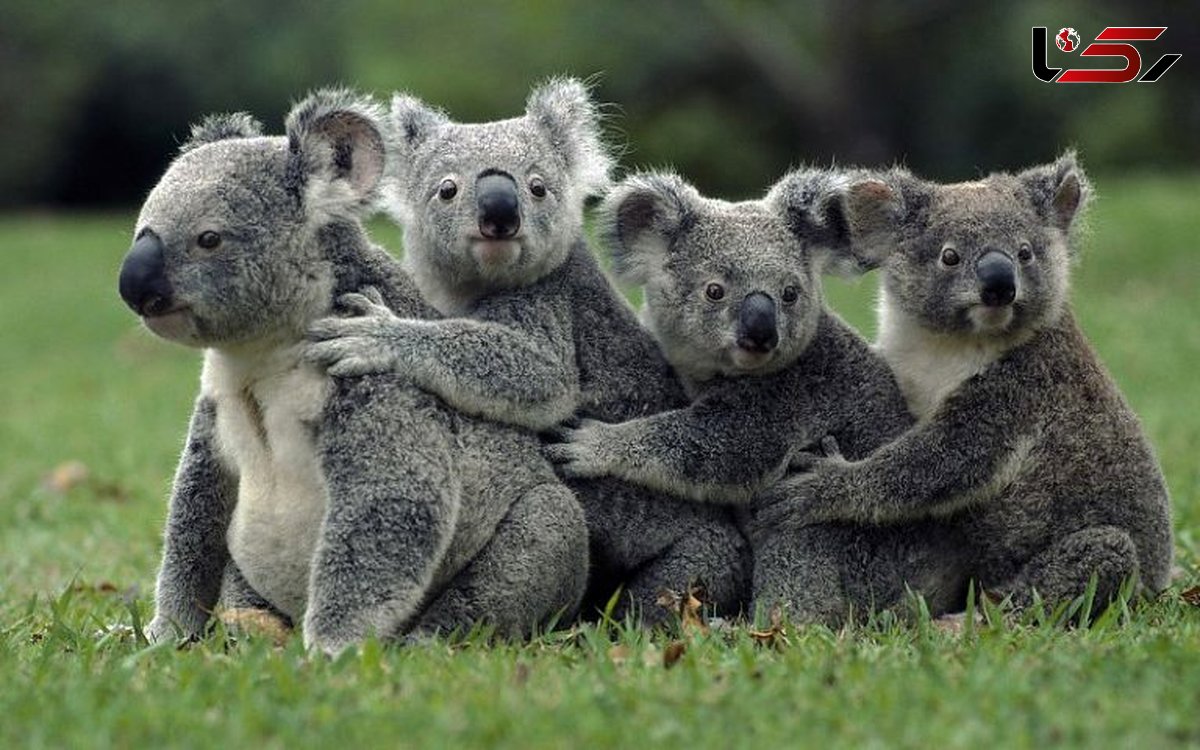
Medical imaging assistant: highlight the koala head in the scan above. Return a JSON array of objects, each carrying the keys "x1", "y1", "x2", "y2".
[
  {"x1": 599, "y1": 169, "x2": 871, "y2": 382},
  {"x1": 118, "y1": 90, "x2": 387, "y2": 348},
  {"x1": 861, "y1": 152, "x2": 1089, "y2": 339},
  {"x1": 383, "y1": 78, "x2": 613, "y2": 308}
]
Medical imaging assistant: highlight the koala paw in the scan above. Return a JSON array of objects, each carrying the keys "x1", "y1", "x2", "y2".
[
  {"x1": 788, "y1": 435, "x2": 847, "y2": 473},
  {"x1": 544, "y1": 419, "x2": 617, "y2": 478},
  {"x1": 749, "y1": 474, "x2": 824, "y2": 536}
]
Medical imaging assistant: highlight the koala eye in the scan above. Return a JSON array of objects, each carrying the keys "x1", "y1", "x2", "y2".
[
  {"x1": 940, "y1": 246, "x2": 961, "y2": 267},
  {"x1": 704, "y1": 283, "x2": 726, "y2": 302},
  {"x1": 197, "y1": 231, "x2": 222, "y2": 250},
  {"x1": 438, "y1": 178, "x2": 458, "y2": 201},
  {"x1": 529, "y1": 175, "x2": 548, "y2": 199},
  {"x1": 781, "y1": 286, "x2": 799, "y2": 305},
  {"x1": 1017, "y1": 242, "x2": 1034, "y2": 264}
]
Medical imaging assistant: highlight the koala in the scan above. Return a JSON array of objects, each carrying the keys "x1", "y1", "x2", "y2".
[
  {"x1": 305, "y1": 79, "x2": 750, "y2": 623},
  {"x1": 548, "y1": 170, "x2": 970, "y2": 623},
  {"x1": 754, "y1": 153, "x2": 1174, "y2": 613},
  {"x1": 117, "y1": 90, "x2": 588, "y2": 655}
]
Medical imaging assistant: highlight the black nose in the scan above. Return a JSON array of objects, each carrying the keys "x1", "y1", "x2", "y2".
[
  {"x1": 119, "y1": 230, "x2": 174, "y2": 316},
  {"x1": 976, "y1": 250, "x2": 1016, "y2": 307},
  {"x1": 736, "y1": 292, "x2": 778, "y2": 353},
  {"x1": 477, "y1": 172, "x2": 521, "y2": 239}
]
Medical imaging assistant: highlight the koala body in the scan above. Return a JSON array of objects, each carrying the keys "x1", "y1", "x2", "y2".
[
  {"x1": 757, "y1": 154, "x2": 1174, "y2": 611},
  {"x1": 119, "y1": 92, "x2": 587, "y2": 654},
  {"x1": 306, "y1": 80, "x2": 749, "y2": 622},
  {"x1": 551, "y1": 170, "x2": 969, "y2": 623}
]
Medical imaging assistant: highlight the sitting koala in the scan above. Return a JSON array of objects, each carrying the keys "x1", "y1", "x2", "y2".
[
  {"x1": 117, "y1": 90, "x2": 588, "y2": 654},
  {"x1": 755, "y1": 153, "x2": 1174, "y2": 612},
  {"x1": 549, "y1": 170, "x2": 970, "y2": 623},
  {"x1": 305, "y1": 79, "x2": 749, "y2": 622}
]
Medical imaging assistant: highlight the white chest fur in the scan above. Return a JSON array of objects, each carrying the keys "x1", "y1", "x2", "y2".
[
  {"x1": 202, "y1": 345, "x2": 332, "y2": 620},
  {"x1": 876, "y1": 290, "x2": 1016, "y2": 422}
]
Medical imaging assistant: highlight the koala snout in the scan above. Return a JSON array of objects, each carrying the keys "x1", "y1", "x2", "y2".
[
  {"x1": 119, "y1": 231, "x2": 175, "y2": 317},
  {"x1": 976, "y1": 250, "x2": 1016, "y2": 307},
  {"x1": 476, "y1": 172, "x2": 521, "y2": 240},
  {"x1": 736, "y1": 292, "x2": 779, "y2": 353}
]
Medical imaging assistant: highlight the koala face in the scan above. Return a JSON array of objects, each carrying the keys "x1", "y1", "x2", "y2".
[
  {"x1": 118, "y1": 92, "x2": 387, "y2": 347},
  {"x1": 384, "y1": 79, "x2": 612, "y2": 306},
  {"x1": 874, "y1": 154, "x2": 1086, "y2": 338},
  {"x1": 600, "y1": 170, "x2": 867, "y2": 382},
  {"x1": 124, "y1": 139, "x2": 308, "y2": 346}
]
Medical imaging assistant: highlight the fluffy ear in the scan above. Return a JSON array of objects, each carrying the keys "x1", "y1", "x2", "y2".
[
  {"x1": 285, "y1": 88, "x2": 387, "y2": 215},
  {"x1": 768, "y1": 169, "x2": 903, "y2": 276},
  {"x1": 525, "y1": 77, "x2": 613, "y2": 197},
  {"x1": 388, "y1": 92, "x2": 449, "y2": 162},
  {"x1": 179, "y1": 112, "x2": 263, "y2": 153},
  {"x1": 598, "y1": 171, "x2": 698, "y2": 286},
  {"x1": 1019, "y1": 150, "x2": 1091, "y2": 232}
]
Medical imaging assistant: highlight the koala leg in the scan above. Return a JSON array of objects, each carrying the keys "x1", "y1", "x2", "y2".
[
  {"x1": 752, "y1": 525, "x2": 853, "y2": 627},
  {"x1": 996, "y1": 525, "x2": 1139, "y2": 615},
  {"x1": 753, "y1": 521, "x2": 971, "y2": 627},
  {"x1": 411, "y1": 483, "x2": 589, "y2": 639},
  {"x1": 618, "y1": 518, "x2": 752, "y2": 627}
]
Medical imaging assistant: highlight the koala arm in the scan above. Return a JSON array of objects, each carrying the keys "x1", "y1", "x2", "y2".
[
  {"x1": 547, "y1": 387, "x2": 797, "y2": 504},
  {"x1": 757, "y1": 359, "x2": 1037, "y2": 528},
  {"x1": 146, "y1": 397, "x2": 236, "y2": 642},
  {"x1": 306, "y1": 291, "x2": 579, "y2": 431}
]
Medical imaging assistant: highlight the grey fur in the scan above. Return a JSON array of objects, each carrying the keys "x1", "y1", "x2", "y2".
[
  {"x1": 305, "y1": 80, "x2": 749, "y2": 623},
  {"x1": 129, "y1": 89, "x2": 587, "y2": 654},
  {"x1": 754, "y1": 153, "x2": 1174, "y2": 613},
  {"x1": 552, "y1": 169, "x2": 966, "y2": 624}
]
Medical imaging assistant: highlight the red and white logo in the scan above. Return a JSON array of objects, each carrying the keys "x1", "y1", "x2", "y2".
[
  {"x1": 1033, "y1": 26, "x2": 1181, "y2": 83},
  {"x1": 1056, "y1": 28, "x2": 1081, "y2": 52}
]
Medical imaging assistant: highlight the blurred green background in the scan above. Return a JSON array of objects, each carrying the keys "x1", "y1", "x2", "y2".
[{"x1": 2, "y1": 0, "x2": 1196, "y2": 207}]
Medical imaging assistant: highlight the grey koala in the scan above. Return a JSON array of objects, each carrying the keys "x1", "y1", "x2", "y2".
[
  {"x1": 754, "y1": 153, "x2": 1174, "y2": 613},
  {"x1": 549, "y1": 170, "x2": 970, "y2": 623},
  {"x1": 305, "y1": 79, "x2": 750, "y2": 622},
  {"x1": 118, "y1": 90, "x2": 587, "y2": 655}
]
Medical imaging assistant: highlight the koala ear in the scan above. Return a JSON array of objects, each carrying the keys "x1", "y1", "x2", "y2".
[
  {"x1": 1019, "y1": 151, "x2": 1091, "y2": 232},
  {"x1": 285, "y1": 88, "x2": 387, "y2": 215},
  {"x1": 525, "y1": 77, "x2": 613, "y2": 197},
  {"x1": 599, "y1": 171, "x2": 698, "y2": 286},
  {"x1": 388, "y1": 92, "x2": 449, "y2": 159},
  {"x1": 180, "y1": 112, "x2": 263, "y2": 153},
  {"x1": 769, "y1": 170, "x2": 902, "y2": 276}
]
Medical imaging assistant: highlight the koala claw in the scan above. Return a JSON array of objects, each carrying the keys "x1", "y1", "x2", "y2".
[
  {"x1": 788, "y1": 435, "x2": 847, "y2": 473},
  {"x1": 751, "y1": 474, "x2": 824, "y2": 534},
  {"x1": 336, "y1": 286, "x2": 392, "y2": 318},
  {"x1": 544, "y1": 419, "x2": 614, "y2": 478}
]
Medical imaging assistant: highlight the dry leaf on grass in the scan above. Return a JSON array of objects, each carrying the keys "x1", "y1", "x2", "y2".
[
  {"x1": 656, "y1": 583, "x2": 710, "y2": 635},
  {"x1": 932, "y1": 611, "x2": 985, "y2": 635},
  {"x1": 41, "y1": 461, "x2": 130, "y2": 502},
  {"x1": 663, "y1": 640, "x2": 687, "y2": 668},
  {"x1": 42, "y1": 461, "x2": 90, "y2": 493},
  {"x1": 748, "y1": 605, "x2": 790, "y2": 651},
  {"x1": 218, "y1": 607, "x2": 292, "y2": 646},
  {"x1": 607, "y1": 643, "x2": 631, "y2": 666},
  {"x1": 1180, "y1": 585, "x2": 1200, "y2": 607}
]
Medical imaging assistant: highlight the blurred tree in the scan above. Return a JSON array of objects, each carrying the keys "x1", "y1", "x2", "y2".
[{"x1": 0, "y1": 0, "x2": 1195, "y2": 207}]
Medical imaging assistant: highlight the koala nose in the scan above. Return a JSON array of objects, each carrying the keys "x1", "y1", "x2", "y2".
[
  {"x1": 976, "y1": 250, "x2": 1016, "y2": 307},
  {"x1": 118, "y1": 230, "x2": 174, "y2": 316},
  {"x1": 736, "y1": 292, "x2": 779, "y2": 353},
  {"x1": 476, "y1": 172, "x2": 521, "y2": 239}
]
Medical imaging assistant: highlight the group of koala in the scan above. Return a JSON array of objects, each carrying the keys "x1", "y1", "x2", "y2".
[{"x1": 116, "y1": 78, "x2": 1173, "y2": 655}]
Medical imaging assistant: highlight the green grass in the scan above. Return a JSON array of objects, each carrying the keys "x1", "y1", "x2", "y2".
[{"x1": 1, "y1": 176, "x2": 1199, "y2": 748}]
